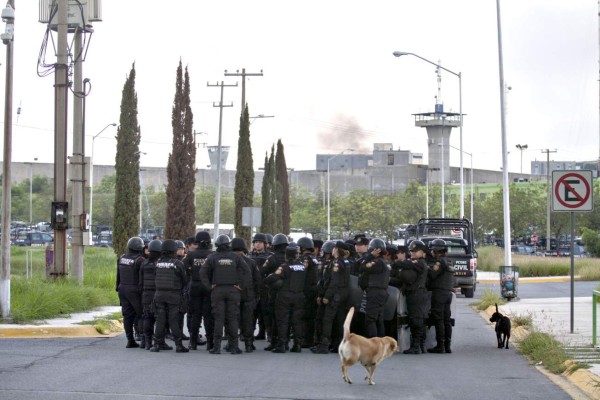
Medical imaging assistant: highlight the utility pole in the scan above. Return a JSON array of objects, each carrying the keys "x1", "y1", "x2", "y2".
[
  {"x1": 0, "y1": 0, "x2": 15, "y2": 319},
  {"x1": 224, "y1": 68, "x2": 263, "y2": 111},
  {"x1": 207, "y1": 81, "x2": 237, "y2": 237},
  {"x1": 52, "y1": 0, "x2": 69, "y2": 278},
  {"x1": 542, "y1": 149, "x2": 557, "y2": 251}
]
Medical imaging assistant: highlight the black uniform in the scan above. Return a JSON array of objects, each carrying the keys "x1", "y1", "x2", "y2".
[
  {"x1": 153, "y1": 254, "x2": 188, "y2": 348},
  {"x1": 358, "y1": 255, "x2": 391, "y2": 338},
  {"x1": 267, "y1": 256, "x2": 307, "y2": 352},
  {"x1": 250, "y1": 249, "x2": 271, "y2": 339},
  {"x1": 320, "y1": 257, "x2": 351, "y2": 349},
  {"x1": 139, "y1": 251, "x2": 159, "y2": 349},
  {"x1": 427, "y1": 255, "x2": 454, "y2": 352},
  {"x1": 201, "y1": 249, "x2": 250, "y2": 353},
  {"x1": 313, "y1": 254, "x2": 333, "y2": 348},
  {"x1": 301, "y1": 252, "x2": 320, "y2": 347},
  {"x1": 116, "y1": 252, "x2": 144, "y2": 346},
  {"x1": 401, "y1": 258, "x2": 429, "y2": 352},
  {"x1": 183, "y1": 246, "x2": 214, "y2": 349},
  {"x1": 239, "y1": 254, "x2": 260, "y2": 351},
  {"x1": 260, "y1": 247, "x2": 287, "y2": 348}
]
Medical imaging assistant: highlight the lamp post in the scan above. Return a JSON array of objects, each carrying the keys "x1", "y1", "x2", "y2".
[
  {"x1": 327, "y1": 149, "x2": 353, "y2": 240},
  {"x1": 393, "y1": 51, "x2": 464, "y2": 218},
  {"x1": 250, "y1": 114, "x2": 274, "y2": 124},
  {"x1": 28, "y1": 157, "x2": 38, "y2": 225},
  {"x1": 516, "y1": 144, "x2": 528, "y2": 175},
  {"x1": 89, "y1": 123, "x2": 116, "y2": 234}
]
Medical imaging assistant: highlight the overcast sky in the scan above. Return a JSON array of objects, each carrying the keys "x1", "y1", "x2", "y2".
[{"x1": 2, "y1": 0, "x2": 599, "y2": 174}]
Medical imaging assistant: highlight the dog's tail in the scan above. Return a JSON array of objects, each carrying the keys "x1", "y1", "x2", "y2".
[
  {"x1": 343, "y1": 307, "x2": 355, "y2": 340},
  {"x1": 495, "y1": 303, "x2": 499, "y2": 313}
]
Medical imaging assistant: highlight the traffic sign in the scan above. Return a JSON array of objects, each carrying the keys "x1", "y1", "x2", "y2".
[{"x1": 552, "y1": 170, "x2": 593, "y2": 212}]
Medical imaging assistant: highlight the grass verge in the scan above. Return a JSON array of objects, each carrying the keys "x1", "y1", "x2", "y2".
[
  {"x1": 470, "y1": 289, "x2": 504, "y2": 311},
  {"x1": 518, "y1": 331, "x2": 570, "y2": 374},
  {"x1": 79, "y1": 312, "x2": 123, "y2": 334}
]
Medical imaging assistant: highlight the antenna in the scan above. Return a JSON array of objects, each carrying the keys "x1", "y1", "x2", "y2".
[{"x1": 435, "y1": 60, "x2": 442, "y2": 106}]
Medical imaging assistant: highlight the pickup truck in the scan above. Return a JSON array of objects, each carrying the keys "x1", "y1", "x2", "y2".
[{"x1": 412, "y1": 217, "x2": 478, "y2": 298}]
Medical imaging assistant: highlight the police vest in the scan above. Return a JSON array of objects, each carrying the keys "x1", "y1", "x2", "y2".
[
  {"x1": 285, "y1": 261, "x2": 306, "y2": 292},
  {"x1": 428, "y1": 258, "x2": 455, "y2": 291},
  {"x1": 365, "y1": 258, "x2": 390, "y2": 289},
  {"x1": 190, "y1": 249, "x2": 212, "y2": 281},
  {"x1": 154, "y1": 257, "x2": 183, "y2": 291},
  {"x1": 141, "y1": 258, "x2": 157, "y2": 292},
  {"x1": 118, "y1": 254, "x2": 139, "y2": 286},
  {"x1": 210, "y1": 253, "x2": 239, "y2": 285},
  {"x1": 331, "y1": 258, "x2": 351, "y2": 289}
]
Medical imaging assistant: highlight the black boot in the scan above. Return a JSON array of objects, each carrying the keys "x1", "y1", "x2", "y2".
[
  {"x1": 444, "y1": 340, "x2": 452, "y2": 354},
  {"x1": 158, "y1": 341, "x2": 173, "y2": 350},
  {"x1": 290, "y1": 343, "x2": 302, "y2": 353},
  {"x1": 245, "y1": 340, "x2": 254, "y2": 353},
  {"x1": 139, "y1": 335, "x2": 146, "y2": 349},
  {"x1": 144, "y1": 335, "x2": 153, "y2": 350},
  {"x1": 176, "y1": 343, "x2": 190, "y2": 353},
  {"x1": 272, "y1": 341, "x2": 287, "y2": 353},
  {"x1": 264, "y1": 341, "x2": 276, "y2": 351},
  {"x1": 189, "y1": 337, "x2": 197, "y2": 350},
  {"x1": 427, "y1": 342, "x2": 445, "y2": 353},
  {"x1": 206, "y1": 337, "x2": 214, "y2": 352},
  {"x1": 150, "y1": 344, "x2": 160, "y2": 352},
  {"x1": 229, "y1": 340, "x2": 243, "y2": 355},
  {"x1": 209, "y1": 339, "x2": 221, "y2": 354},
  {"x1": 311, "y1": 339, "x2": 329, "y2": 354},
  {"x1": 126, "y1": 339, "x2": 140, "y2": 348}
]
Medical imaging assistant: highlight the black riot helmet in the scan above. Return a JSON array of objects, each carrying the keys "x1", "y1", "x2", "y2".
[
  {"x1": 297, "y1": 237, "x2": 314, "y2": 250},
  {"x1": 127, "y1": 236, "x2": 145, "y2": 252},
  {"x1": 252, "y1": 233, "x2": 267, "y2": 243},
  {"x1": 175, "y1": 240, "x2": 185, "y2": 249},
  {"x1": 148, "y1": 239, "x2": 162, "y2": 253},
  {"x1": 272, "y1": 233, "x2": 289, "y2": 247},
  {"x1": 231, "y1": 237, "x2": 247, "y2": 252},
  {"x1": 195, "y1": 231, "x2": 211, "y2": 244},
  {"x1": 409, "y1": 240, "x2": 428, "y2": 253},
  {"x1": 321, "y1": 240, "x2": 336, "y2": 254},
  {"x1": 286, "y1": 242, "x2": 299, "y2": 259},
  {"x1": 429, "y1": 238, "x2": 448, "y2": 253},
  {"x1": 215, "y1": 234, "x2": 231, "y2": 247},
  {"x1": 367, "y1": 238, "x2": 386, "y2": 253},
  {"x1": 161, "y1": 239, "x2": 178, "y2": 254},
  {"x1": 265, "y1": 234, "x2": 274, "y2": 245}
]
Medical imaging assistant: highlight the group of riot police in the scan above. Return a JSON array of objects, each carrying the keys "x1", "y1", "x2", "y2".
[{"x1": 116, "y1": 231, "x2": 455, "y2": 355}]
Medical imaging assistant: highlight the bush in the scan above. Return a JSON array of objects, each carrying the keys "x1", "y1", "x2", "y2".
[
  {"x1": 582, "y1": 228, "x2": 600, "y2": 257},
  {"x1": 518, "y1": 331, "x2": 569, "y2": 374}
]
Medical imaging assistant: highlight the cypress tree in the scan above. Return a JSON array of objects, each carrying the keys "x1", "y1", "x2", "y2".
[
  {"x1": 113, "y1": 64, "x2": 141, "y2": 256},
  {"x1": 260, "y1": 152, "x2": 273, "y2": 233},
  {"x1": 275, "y1": 139, "x2": 290, "y2": 234},
  {"x1": 165, "y1": 61, "x2": 196, "y2": 240},
  {"x1": 234, "y1": 105, "x2": 254, "y2": 244},
  {"x1": 269, "y1": 145, "x2": 280, "y2": 233}
]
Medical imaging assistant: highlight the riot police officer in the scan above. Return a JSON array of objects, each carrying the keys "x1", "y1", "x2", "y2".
[
  {"x1": 201, "y1": 235, "x2": 250, "y2": 355},
  {"x1": 139, "y1": 239, "x2": 162, "y2": 350},
  {"x1": 151, "y1": 239, "x2": 189, "y2": 353},
  {"x1": 184, "y1": 231, "x2": 214, "y2": 350},
  {"x1": 116, "y1": 236, "x2": 145, "y2": 348},
  {"x1": 313, "y1": 241, "x2": 351, "y2": 353},
  {"x1": 266, "y1": 242, "x2": 306, "y2": 353},
  {"x1": 260, "y1": 233, "x2": 288, "y2": 350},
  {"x1": 358, "y1": 238, "x2": 390, "y2": 338},
  {"x1": 250, "y1": 233, "x2": 271, "y2": 341},
  {"x1": 426, "y1": 239, "x2": 454, "y2": 354},
  {"x1": 312, "y1": 239, "x2": 335, "y2": 351},
  {"x1": 401, "y1": 240, "x2": 430, "y2": 355},
  {"x1": 298, "y1": 236, "x2": 320, "y2": 348}
]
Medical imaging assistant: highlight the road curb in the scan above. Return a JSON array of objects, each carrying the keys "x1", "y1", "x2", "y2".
[
  {"x1": 479, "y1": 277, "x2": 572, "y2": 284},
  {"x1": 0, "y1": 325, "x2": 121, "y2": 339}
]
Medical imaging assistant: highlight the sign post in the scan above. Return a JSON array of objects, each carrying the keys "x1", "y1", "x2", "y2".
[{"x1": 552, "y1": 170, "x2": 594, "y2": 333}]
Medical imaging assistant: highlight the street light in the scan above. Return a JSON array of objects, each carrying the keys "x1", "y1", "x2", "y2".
[
  {"x1": 89, "y1": 123, "x2": 116, "y2": 235},
  {"x1": 249, "y1": 114, "x2": 274, "y2": 124},
  {"x1": 516, "y1": 144, "x2": 528, "y2": 175},
  {"x1": 393, "y1": 51, "x2": 464, "y2": 218},
  {"x1": 327, "y1": 149, "x2": 353, "y2": 240}
]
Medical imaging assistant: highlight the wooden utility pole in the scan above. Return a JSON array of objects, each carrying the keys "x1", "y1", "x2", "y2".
[{"x1": 224, "y1": 68, "x2": 263, "y2": 111}]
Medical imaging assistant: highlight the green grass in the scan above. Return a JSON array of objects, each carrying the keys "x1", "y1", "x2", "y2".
[
  {"x1": 7, "y1": 246, "x2": 119, "y2": 323},
  {"x1": 477, "y1": 246, "x2": 600, "y2": 279},
  {"x1": 470, "y1": 289, "x2": 504, "y2": 311},
  {"x1": 518, "y1": 331, "x2": 570, "y2": 374},
  {"x1": 510, "y1": 312, "x2": 533, "y2": 329}
]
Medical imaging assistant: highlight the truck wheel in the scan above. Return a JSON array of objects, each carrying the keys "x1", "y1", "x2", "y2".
[{"x1": 464, "y1": 287, "x2": 474, "y2": 298}]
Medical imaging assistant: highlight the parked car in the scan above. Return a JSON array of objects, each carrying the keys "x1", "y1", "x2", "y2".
[
  {"x1": 95, "y1": 233, "x2": 113, "y2": 248},
  {"x1": 13, "y1": 231, "x2": 53, "y2": 247},
  {"x1": 511, "y1": 245, "x2": 535, "y2": 255}
]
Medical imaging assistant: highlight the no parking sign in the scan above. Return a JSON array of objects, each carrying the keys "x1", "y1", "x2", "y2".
[{"x1": 552, "y1": 170, "x2": 593, "y2": 212}]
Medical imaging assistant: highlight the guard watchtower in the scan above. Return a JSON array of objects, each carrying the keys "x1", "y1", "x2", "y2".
[{"x1": 414, "y1": 104, "x2": 460, "y2": 184}]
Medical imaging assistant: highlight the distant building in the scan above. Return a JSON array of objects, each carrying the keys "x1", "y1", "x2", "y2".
[
  {"x1": 530, "y1": 160, "x2": 598, "y2": 177},
  {"x1": 316, "y1": 143, "x2": 423, "y2": 172}
]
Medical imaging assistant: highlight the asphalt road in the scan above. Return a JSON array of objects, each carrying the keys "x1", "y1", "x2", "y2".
[
  {"x1": 0, "y1": 296, "x2": 576, "y2": 400},
  {"x1": 476, "y1": 279, "x2": 599, "y2": 299}
]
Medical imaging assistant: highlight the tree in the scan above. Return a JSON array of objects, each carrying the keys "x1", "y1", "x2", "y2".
[
  {"x1": 113, "y1": 64, "x2": 141, "y2": 256},
  {"x1": 165, "y1": 61, "x2": 196, "y2": 240},
  {"x1": 275, "y1": 139, "x2": 290, "y2": 234},
  {"x1": 260, "y1": 152, "x2": 273, "y2": 233},
  {"x1": 234, "y1": 105, "x2": 254, "y2": 244},
  {"x1": 262, "y1": 147, "x2": 277, "y2": 234}
]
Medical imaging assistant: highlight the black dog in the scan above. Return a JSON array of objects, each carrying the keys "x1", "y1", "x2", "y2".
[{"x1": 489, "y1": 304, "x2": 511, "y2": 349}]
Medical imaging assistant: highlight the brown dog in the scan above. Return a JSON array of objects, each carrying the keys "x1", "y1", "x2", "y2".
[{"x1": 338, "y1": 307, "x2": 398, "y2": 385}]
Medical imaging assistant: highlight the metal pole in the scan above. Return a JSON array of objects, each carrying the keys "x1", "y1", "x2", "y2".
[
  {"x1": 496, "y1": 0, "x2": 512, "y2": 267},
  {"x1": 470, "y1": 154, "x2": 474, "y2": 225},
  {"x1": 29, "y1": 162, "x2": 32, "y2": 224},
  {"x1": 327, "y1": 158, "x2": 331, "y2": 240},
  {"x1": 570, "y1": 211, "x2": 575, "y2": 334},
  {"x1": 458, "y1": 72, "x2": 464, "y2": 218},
  {"x1": 0, "y1": 0, "x2": 15, "y2": 318},
  {"x1": 89, "y1": 123, "x2": 116, "y2": 235}
]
